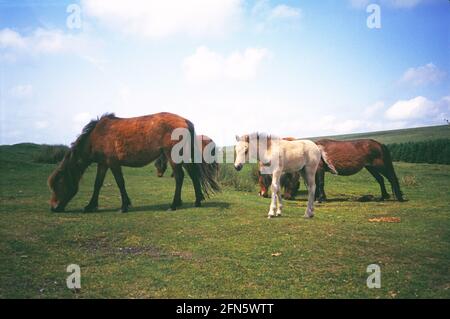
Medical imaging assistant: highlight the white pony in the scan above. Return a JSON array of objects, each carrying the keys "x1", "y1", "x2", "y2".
[{"x1": 234, "y1": 133, "x2": 322, "y2": 218}]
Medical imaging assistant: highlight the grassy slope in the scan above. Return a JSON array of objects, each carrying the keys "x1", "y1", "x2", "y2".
[
  {"x1": 0, "y1": 143, "x2": 449, "y2": 298},
  {"x1": 306, "y1": 125, "x2": 450, "y2": 144}
]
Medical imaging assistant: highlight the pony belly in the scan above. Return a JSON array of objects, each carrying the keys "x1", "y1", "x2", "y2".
[
  {"x1": 283, "y1": 162, "x2": 305, "y2": 173},
  {"x1": 333, "y1": 165, "x2": 363, "y2": 176},
  {"x1": 116, "y1": 150, "x2": 162, "y2": 167}
]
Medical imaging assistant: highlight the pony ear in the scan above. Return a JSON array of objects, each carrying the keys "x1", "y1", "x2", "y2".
[{"x1": 235, "y1": 135, "x2": 240, "y2": 142}]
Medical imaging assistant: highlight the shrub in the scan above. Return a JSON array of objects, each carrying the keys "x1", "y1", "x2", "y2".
[
  {"x1": 33, "y1": 145, "x2": 69, "y2": 164},
  {"x1": 387, "y1": 139, "x2": 450, "y2": 165},
  {"x1": 217, "y1": 163, "x2": 258, "y2": 192}
]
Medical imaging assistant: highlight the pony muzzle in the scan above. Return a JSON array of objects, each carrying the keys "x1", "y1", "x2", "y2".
[
  {"x1": 50, "y1": 202, "x2": 65, "y2": 212},
  {"x1": 234, "y1": 164, "x2": 243, "y2": 171}
]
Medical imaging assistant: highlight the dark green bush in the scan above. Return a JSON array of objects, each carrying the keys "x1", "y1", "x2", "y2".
[
  {"x1": 387, "y1": 139, "x2": 450, "y2": 165},
  {"x1": 217, "y1": 163, "x2": 258, "y2": 192},
  {"x1": 33, "y1": 145, "x2": 69, "y2": 164}
]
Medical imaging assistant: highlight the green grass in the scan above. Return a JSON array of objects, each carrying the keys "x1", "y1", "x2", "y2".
[{"x1": 0, "y1": 142, "x2": 449, "y2": 299}]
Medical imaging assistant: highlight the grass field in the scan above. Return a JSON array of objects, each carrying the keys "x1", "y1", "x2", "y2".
[{"x1": 1, "y1": 127, "x2": 449, "y2": 298}]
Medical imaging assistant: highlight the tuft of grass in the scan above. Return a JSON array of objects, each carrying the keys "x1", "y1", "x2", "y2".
[{"x1": 32, "y1": 145, "x2": 69, "y2": 164}]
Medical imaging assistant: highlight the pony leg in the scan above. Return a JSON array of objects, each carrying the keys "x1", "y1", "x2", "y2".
[
  {"x1": 84, "y1": 163, "x2": 108, "y2": 212},
  {"x1": 315, "y1": 164, "x2": 327, "y2": 202},
  {"x1": 379, "y1": 166, "x2": 404, "y2": 202},
  {"x1": 184, "y1": 163, "x2": 204, "y2": 207},
  {"x1": 110, "y1": 165, "x2": 132, "y2": 213},
  {"x1": 365, "y1": 166, "x2": 389, "y2": 200},
  {"x1": 268, "y1": 171, "x2": 282, "y2": 218},
  {"x1": 276, "y1": 190, "x2": 283, "y2": 217},
  {"x1": 304, "y1": 168, "x2": 317, "y2": 218},
  {"x1": 170, "y1": 163, "x2": 184, "y2": 210}
]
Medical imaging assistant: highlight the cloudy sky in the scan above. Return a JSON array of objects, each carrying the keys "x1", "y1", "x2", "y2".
[{"x1": 0, "y1": 0, "x2": 449, "y2": 146}]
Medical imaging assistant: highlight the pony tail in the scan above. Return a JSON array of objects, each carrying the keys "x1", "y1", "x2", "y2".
[
  {"x1": 186, "y1": 121, "x2": 221, "y2": 198},
  {"x1": 317, "y1": 145, "x2": 338, "y2": 175}
]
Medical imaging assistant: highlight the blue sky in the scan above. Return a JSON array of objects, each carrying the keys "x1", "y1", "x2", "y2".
[{"x1": 1, "y1": 0, "x2": 449, "y2": 146}]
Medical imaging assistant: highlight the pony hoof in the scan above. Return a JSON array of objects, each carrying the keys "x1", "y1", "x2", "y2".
[
  {"x1": 275, "y1": 211, "x2": 282, "y2": 217},
  {"x1": 83, "y1": 206, "x2": 98, "y2": 213},
  {"x1": 303, "y1": 214, "x2": 314, "y2": 219},
  {"x1": 120, "y1": 207, "x2": 129, "y2": 213},
  {"x1": 194, "y1": 201, "x2": 201, "y2": 207},
  {"x1": 168, "y1": 206, "x2": 176, "y2": 211}
]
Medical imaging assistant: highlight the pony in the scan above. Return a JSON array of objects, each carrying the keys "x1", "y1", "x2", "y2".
[
  {"x1": 257, "y1": 170, "x2": 301, "y2": 200},
  {"x1": 47, "y1": 112, "x2": 220, "y2": 212},
  {"x1": 234, "y1": 133, "x2": 322, "y2": 218},
  {"x1": 256, "y1": 137, "x2": 300, "y2": 200},
  {"x1": 314, "y1": 139, "x2": 404, "y2": 202},
  {"x1": 155, "y1": 135, "x2": 218, "y2": 178}
]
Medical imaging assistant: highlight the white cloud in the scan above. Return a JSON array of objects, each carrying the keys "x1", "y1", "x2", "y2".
[
  {"x1": 183, "y1": 46, "x2": 269, "y2": 82},
  {"x1": 269, "y1": 5, "x2": 301, "y2": 20},
  {"x1": 82, "y1": 0, "x2": 242, "y2": 38},
  {"x1": 0, "y1": 28, "x2": 26, "y2": 49},
  {"x1": 0, "y1": 28, "x2": 93, "y2": 58},
  {"x1": 363, "y1": 101, "x2": 385, "y2": 118},
  {"x1": 10, "y1": 84, "x2": 33, "y2": 99},
  {"x1": 400, "y1": 63, "x2": 446, "y2": 86},
  {"x1": 252, "y1": 1, "x2": 302, "y2": 31},
  {"x1": 314, "y1": 115, "x2": 365, "y2": 134},
  {"x1": 385, "y1": 96, "x2": 437, "y2": 120}
]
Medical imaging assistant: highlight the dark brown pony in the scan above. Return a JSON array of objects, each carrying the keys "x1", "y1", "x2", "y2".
[
  {"x1": 314, "y1": 139, "x2": 404, "y2": 202},
  {"x1": 257, "y1": 171, "x2": 301, "y2": 200},
  {"x1": 47, "y1": 112, "x2": 220, "y2": 212},
  {"x1": 155, "y1": 135, "x2": 218, "y2": 178},
  {"x1": 256, "y1": 137, "x2": 300, "y2": 200}
]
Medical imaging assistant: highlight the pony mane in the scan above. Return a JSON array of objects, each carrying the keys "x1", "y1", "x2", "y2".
[
  {"x1": 70, "y1": 113, "x2": 116, "y2": 151},
  {"x1": 49, "y1": 113, "x2": 116, "y2": 192}
]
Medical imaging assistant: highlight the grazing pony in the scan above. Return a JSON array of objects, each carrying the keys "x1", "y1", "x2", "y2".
[
  {"x1": 155, "y1": 135, "x2": 218, "y2": 179},
  {"x1": 314, "y1": 139, "x2": 404, "y2": 202},
  {"x1": 47, "y1": 112, "x2": 220, "y2": 212},
  {"x1": 257, "y1": 170, "x2": 301, "y2": 200},
  {"x1": 234, "y1": 133, "x2": 322, "y2": 218}
]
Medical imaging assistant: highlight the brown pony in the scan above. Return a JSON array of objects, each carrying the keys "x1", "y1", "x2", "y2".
[
  {"x1": 315, "y1": 139, "x2": 404, "y2": 202},
  {"x1": 47, "y1": 112, "x2": 220, "y2": 212},
  {"x1": 256, "y1": 137, "x2": 300, "y2": 199},
  {"x1": 257, "y1": 171, "x2": 301, "y2": 200},
  {"x1": 155, "y1": 135, "x2": 218, "y2": 178}
]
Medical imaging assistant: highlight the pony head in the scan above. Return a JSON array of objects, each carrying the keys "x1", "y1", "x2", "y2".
[
  {"x1": 234, "y1": 135, "x2": 250, "y2": 171},
  {"x1": 47, "y1": 152, "x2": 80, "y2": 212},
  {"x1": 154, "y1": 154, "x2": 168, "y2": 177}
]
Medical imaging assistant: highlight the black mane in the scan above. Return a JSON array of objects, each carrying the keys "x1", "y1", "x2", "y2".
[{"x1": 70, "y1": 113, "x2": 116, "y2": 151}]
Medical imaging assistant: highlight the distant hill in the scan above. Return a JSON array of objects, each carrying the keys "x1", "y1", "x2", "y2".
[
  {"x1": 307, "y1": 125, "x2": 450, "y2": 144},
  {"x1": 1, "y1": 125, "x2": 449, "y2": 164}
]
